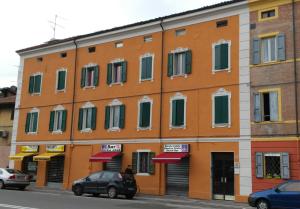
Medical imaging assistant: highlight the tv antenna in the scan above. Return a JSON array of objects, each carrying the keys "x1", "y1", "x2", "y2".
[{"x1": 49, "y1": 14, "x2": 65, "y2": 40}]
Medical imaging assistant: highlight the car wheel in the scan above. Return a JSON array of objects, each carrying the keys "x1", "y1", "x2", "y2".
[
  {"x1": 92, "y1": 193, "x2": 100, "y2": 197},
  {"x1": 73, "y1": 185, "x2": 83, "y2": 196},
  {"x1": 107, "y1": 187, "x2": 117, "y2": 199},
  {"x1": 256, "y1": 199, "x2": 269, "y2": 209},
  {"x1": 125, "y1": 194, "x2": 134, "y2": 199},
  {"x1": 0, "y1": 180, "x2": 5, "y2": 189}
]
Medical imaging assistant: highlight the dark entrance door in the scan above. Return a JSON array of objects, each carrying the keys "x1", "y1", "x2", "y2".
[
  {"x1": 22, "y1": 156, "x2": 37, "y2": 181},
  {"x1": 104, "y1": 156, "x2": 122, "y2": 172},
  {"x1": 212, "y1": 152, "x2": 234, "y2": 200},
  {"x1": 47, "y1": 156, "x2": 65, "y2": 187}
]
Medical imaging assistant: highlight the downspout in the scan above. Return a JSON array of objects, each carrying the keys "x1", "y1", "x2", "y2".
[
  {"x1": 158, "y1": 18, "x2": 165, "y2": 195},
  {"x1": 67, "y1": 39, "x2": 78, "y2": 187},
  {"x1": 292, "y1": 0, "x2": 300, "y2": 166}
]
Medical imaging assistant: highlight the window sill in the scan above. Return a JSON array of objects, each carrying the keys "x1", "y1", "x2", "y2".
[
  {"x1": 83, "y1": 86, "x2": 96, "y2": 90},
  {"x1": 253, "y1": 121, "x2": 281, "y2": 124},
  {"x1": 109, "y1": 82, "x2": 123, "y2": 87},
  {"x1": 108, "y1": 127, "x2": 121, "y2": 132},
  {"x1": 169, "y1": 125, "x2": 186, "y2": 130},
  {"x1": 212, "y1": 68, "x2": 231, "y2": 74},
  {"x1": 212, "y1": 123, "x2": 231, "y2": 128},
  {"x1": 139, "y1": 78, "x2": 154, "y2": 83},
  {"x1": 251, "y1": 60, "x2": 287, "y2": 68},
  {"x1": 26, "y1": 132, "x2": 37, "y2": 135},
  {"x1": 55, "y1": 89, "x2": 66, "y2": 93},
  {"x1": 80, "y1": 128, "x2": 92, "y2": 133},
  {"x1": 30, "y1": 93, "x2": 41, "y2": 96},
  {"x1": 137, "y1": 127, "x2": 151, "y2": 131},
  {"x1": 51, "y1": 130, "x2": 63, "y2": 135},
  {"x1": 136, "y1": 173, "x2": 151, "y2": 176},
  {"x1": 170, "y1": 74, "x2": 188, "y2": 80}
]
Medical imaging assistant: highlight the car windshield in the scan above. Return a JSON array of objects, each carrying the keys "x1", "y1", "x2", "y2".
[{"x1": 5, "y1": 169, "x2": 23, "y2": 174}]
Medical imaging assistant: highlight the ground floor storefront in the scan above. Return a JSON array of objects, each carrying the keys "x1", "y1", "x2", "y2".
[
  {"x1": 251, "y1": 137, "x2": 300, "y2": 192},
  {"x1": 12, "y1": 140, "x2": 251, "y2": 202}
]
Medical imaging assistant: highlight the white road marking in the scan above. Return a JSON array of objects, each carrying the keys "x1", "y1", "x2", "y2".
[{"x1": 0, "y1": 204, "x2": 39, "y2": 209}]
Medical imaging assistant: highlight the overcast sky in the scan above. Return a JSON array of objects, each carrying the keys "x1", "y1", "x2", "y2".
[{"x1": 0, "y1": 0, "x2": 224, "y2": 88}]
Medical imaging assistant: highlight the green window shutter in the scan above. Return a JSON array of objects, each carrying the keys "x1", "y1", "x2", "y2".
[
  {"x1": 171, "y1": 100, "x2": 177, "y2": 126},
  {"x1": 119, "y1": 105, "x2": 125, "y2": 129},
  {"x1": 214, "y1": 45, "x2": 221, "y2": 70},
  {"x1": 78, "y1": 108, "x2": 83, "y2": 130},
  {"x1": 149, "y1": 152, "x2": 155, "y2": 175},
  {"x1": 132, "y1": 152, "x2": 138, "y2": 174},
  {"x1": 214, "y1": 96, "x2": 229, "y2": 124},
  {"x1": 34, "y1": 75, "x2": 41, "y2": 93},
  {"x1": 81, "y1": 68, "x2": 86, "y2": 88},
  {"x1": 104, "y1": 106, "x2": 110, "y2": 129},
  {"x1": 93, "y1": 66, "x2": 99, "y2": 86},
  {"x1": 252, "y1": 38, "x2": 261, "y2": 65},
  {"x1": 277, "y1": 33, "x2": 286, "y2": 61},
  {"x1": 281, "y1": 152, "x2": 290, "y2": 179},
  {"x1": 141, "y1": 57, "x2": 147, "y2": 80},
  {"x1": 254, "y1": 93, "x2": 262, "y2": 122},
  {"x1": 32, "y1": 112, "x2": 38, "y2": 132},
  {"x1": 107, "y1": 64, "x2": 112, "y2": 85},
  {"x1": 25, "y1": 113, "x2": 31, "y2": 133},
  {"x1": 167, "y1": 53, "x2": 174, "y2": 77},
  {"x1": 140, "y1": 102, "x2": 151, "y2": 128},
  {"x1": 121, "y1": 61, "x2": 127, "y2": 83},
  {"x1": 91, "y1": 107, "x2": 97, "y2": 130},
  {"x1": 57, "y1": 71, "x2": 66, "y2": 90},
  {"x1": 185, "y1": 50, "x2": 192, "y2": 74},
  {"x1": 29, "y1": 76, "x2": 34, "y2": 93},
  {"x1": 255, "y1": 152, "x2": 264, "y2": 178},
  {"x1": 220, "y1": 44, "x2": 229, "y2": 69},
  {"x1": 146, "y1": 56, "x2": 152, "y2": 79},
  {"x1": 49, "y1": 111, "x2": 55, "y2": 132},
  {"x1": 61, "y1": 110, "x2": 67, "y2": 132},
  {"x1": 176, "y1": 99, "x2": 184, "y2": 126}
]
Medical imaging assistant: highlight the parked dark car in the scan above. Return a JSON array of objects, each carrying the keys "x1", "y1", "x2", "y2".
[
  {"x1": 72, "y1": 171, "x2": 137, "y2": 199},
  {"x1": 0, "y1": 168, "x2": 30, "y2": 190},
  {"x1": 248, "y1": 180, "x2": 300, "y2": 209}
]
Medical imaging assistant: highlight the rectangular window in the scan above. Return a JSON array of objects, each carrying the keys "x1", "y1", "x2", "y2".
[
  {"x1": 216, "y1": 20, "x2": 228, "y2": 28},
  {"x1": 261, "y1": 37, "x2": 277, "y2": 63},
  {"x1": 139, "y1": 102, "x2": 151, "y2": 129},
  {"x1": 167, "y1": 50, "x2": 192, "y2": 77},
  {"x1": 78, "y1": 107, "x2": 96, "y2": 131},
  {"x1": 28, "y1": 74, "x2": 42, "y2": 94},
  {"x1": 110, "y1": 106, "x2": 120, "y2": 129},
  {"x1": 83, "y1": 108, "x2": 93, "y2": 129},
  {"x1": 81, "y1": 66, "x2": 99, "y2": 88},
  {"x1": 261, "y1": 9, "x2": 276, "y2": 19},
  {"x1": 254, "y1": 91, "x2": 279, "y2": 122},
  {"x1": 171, "y1": 99, "x2": 185, "y2": 127},
  {"x1": 174, "y1": 52, "x2": 186, "y2": 75},
  {"x1": 88, "y1": 47, "x2": 96, "y2": 53},
  {"x1": 175, "y1": 29, "x2": 186, "y2": 36},
  {"x1": 115, "y1": 42, "x2": 123, "y2": 48},
  {"x1": 49, "y1": 110, "x2": 67, "y2": 132},
  {"x1": 112, "y1": 63, "x2": 122, "y2": 83},
  {"x1": 60, "y1": 52, "x2": 67, "y2": 58},
  {"x1": 105, "y1": 105, "x2": 125, "y2": 130},
  {"x1": 25, "y1": 112, "x2": 39, "y2": 133},
  {"x1": 144, "y1": 35, "x2": 152, "y2": 43},
  {"x1": 214, "y1": 95, "x2": 229, "y2": 125},
  {"x1": 57, "y1": 70, "x2": 66, "y2": 91},
  {"x1": 214, "y1": 43, "x2": 229, "y2": 71},
  {"x1": 140, "y1": 56, "x2": 153, "y2": 81},
  {"x1": 138, "y1": 152, "x2": 150, "y2": 173},
  {"x1": 265, "y1": 153, "x2": 281, "y2": 178}
]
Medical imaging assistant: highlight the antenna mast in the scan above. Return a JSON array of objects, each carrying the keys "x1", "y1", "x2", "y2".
[{"x1": 49, "y1": 14, "x2": 65, "y2": 40}]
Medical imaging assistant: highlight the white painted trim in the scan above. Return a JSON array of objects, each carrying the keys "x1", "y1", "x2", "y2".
[
  {"x1": 139, "y1": 53, "x2": 154, "y2": 83},
  {"x1": 170, "y1": 47, "x2": 189, "y2": 54},
  {"x1": 55, "y1": 68, "x2": 67, "y2": 93},
  {"x1": 137, "y1": 96, "x2": 153, "y2": 131},
  {"x1": 27, "y1": 108, "x2": 40, "y2": 134},
  {"x1": 81, "y1": 102, "x2": 95, "y2": 108},
  {"x1": 53, "y1": 105, "x2": 65, "y2": 111},
  {"x1": 136, "y1": 149, "x2": 152, "y2": 175},
  {"x1": 212, "y1": 40, "x2": 231, "y2": 74},
  {"x1": 211, "y1": 88, "x2": 231, "y2": 128},
  {"x1": 109, "y1": 99, "x2": 122, "y2": 106},
  {"x1": 169, "y1": 48, "x2": 190, "y2": 79},
  {"x1": 169, "y1": 92, "x2": 187, "y2": 129}
]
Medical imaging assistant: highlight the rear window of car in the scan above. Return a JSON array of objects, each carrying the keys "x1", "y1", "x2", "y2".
[
  {"x1": 101, "y1": 172, "x2": 115, "y2": 180},
  {"x1": 5, "y1": 169, "x2": 22, "y2": 174}
]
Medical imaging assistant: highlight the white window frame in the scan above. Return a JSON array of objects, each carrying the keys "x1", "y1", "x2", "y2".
[
  {"x1": 55, "y1": 68, "x2": 67, "y2": 93},
  {"x1": 261, "y1": 36, "x2": 277, "y2": 63},
  {"x1": 212, "y1": 88, "x2": 231, "y2": 128},
  {"x1": 136, "y1": 149, "x2": 151, "y2": 176},
  {"x1": 30, "y1": 72, "x2": 43, "y2": 95},
  {"x1": 108, "y1": 99, "x2": 122, "y2": 132},
  {"x1": 137, "y1": 96, "x2": 153, "y2": 131},
  {"x1": 110, "y1": 58, "x2": 125, "y2": 86},
  {"x1": 80, "y1": 102, "x2": 95, "y2": 133},
  {"x1": 169, "y1": 92, "x2": 187, "y2": 129},
  {"x1": 139, "y1": 53, "x2": 154, "y2": 82},
  {"x1": 170, "y1": 48, "x2": 189, "y2": 79},
  {"x1": 83, "y1": 63, "x2": 98, "y2": 89},
  {"x1": 212, "y1": 39, "x2": 231, "y2": 74},
  {"x1": 52, "y1": 105, "x2": 65, "y2": 134},
  {"x1": 27, "y1": 108, "x2": 39, "y2": 135}
]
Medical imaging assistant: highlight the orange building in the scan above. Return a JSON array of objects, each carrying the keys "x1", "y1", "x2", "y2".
[{"x1": 10, "y1": 0, "x2": 252, "y2": 202}]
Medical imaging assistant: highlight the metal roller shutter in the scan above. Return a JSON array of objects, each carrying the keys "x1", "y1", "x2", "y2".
[
  {"x1": 47, "y1": 156, "x2": 65, "y2": 183},
  {"x1": 166, "y1": 157, "x2": 189, "y2": 196},
  {"x1": 105, "y1": 156, "x2": 122, "y2": 172}
]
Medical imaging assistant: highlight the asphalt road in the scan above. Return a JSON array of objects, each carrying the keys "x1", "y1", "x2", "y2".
[{"x1": 0, "y1": 188, "x2": 252, "y2": 209}]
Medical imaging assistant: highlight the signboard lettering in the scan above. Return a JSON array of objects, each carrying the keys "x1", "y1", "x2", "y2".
[
  {"x1": 101, "y1": 144, "x2": 122, "y2": 152},
  {"x1": 163, "y1": 144, "x2": 189, "y2": 153}
]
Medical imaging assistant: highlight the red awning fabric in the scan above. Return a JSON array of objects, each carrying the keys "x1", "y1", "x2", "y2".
[
  {"x1": 152, "y1": 152, "x2": 189, "y2": 164},
  {"x1": 89, "y1": 152, "x2": 121, "y2": 162}
]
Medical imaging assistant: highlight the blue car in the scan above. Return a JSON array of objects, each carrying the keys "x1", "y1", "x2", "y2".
[{"x1": 248, "y1": 180, "x2": 300, "y2": 209}]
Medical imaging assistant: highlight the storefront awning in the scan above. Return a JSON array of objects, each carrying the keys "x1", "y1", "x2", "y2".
[
  {"x1": 9, "y1": 152, "x2": 36, "y2": 161},
  {"x1": 89, "y1": 152, "x2": 121, "y2": 162},
  {"x1": 152, "y1": 152, "x2": 189, "y2": 164},
  {"x1": 33, "y1": 152, "x2": 64, "y2": 161}
]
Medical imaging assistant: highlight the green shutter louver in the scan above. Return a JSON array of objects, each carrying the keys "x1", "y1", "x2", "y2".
[
  {"x1": 34, "y1": 75, "x2": 41, "y2": 93},
  {"x1": 146, "y1": 56, "x2": 152, "y2": 79},
  {"x1": 104, "y1": 106, "x2": 110, "y2": 129},
  {"x1": 29, "y1": 76, "x2": 34, "y2": 93},
  {"x1": 185, "y1": 50, "x2": 192, "y2": 74},
  {"x1": 167, "y1": 53, "x2": 174, "y2": 77},
  {"x1": 132, "y1": 152, "x2": 138, "y2": 174},
  {"x1": 119, "y1": 105, "x2": 125, "y2": 129},
  {"x1": 49, "y1": 111, "x2": 55, "y2": 132},
  {"x1": 91, "y1": 107, "x2": 97, "y2": 130},
  {"x1": 61, "y1": 110, "x2": 67, "y2": 132},
  {"x1": 171, "y1": 100, "x2": 177, "y2": 126},
  {"x1": 176, "y1": 99, "x2": 184, "y2": 126},
  {"x1": 149, "y1": 152, "x2": 155, "y2": 175},
  {"x1": 81, "y1": 68, "x2": 86, "y2": 88},
  {"x1": 107, "y1": 64, "x2": 112, "y2": 85},
  {"x1": 32, "y1": 112, "x2": 38, "y2": 132},
  {"x1": 121, "y1": 61, "x2": 127, "y2": 83},
  {"x1": 93, "y1": 66, "x2": 99, "y2": 86},
  {"x1": 139, "y1": 102, "x2": 151, "y2": 128},
  {"x1": 25, "y1": 113, "x2": 31, "y2": 133},
  {"x1": 57, "y1": 71, "x2": 66, "y2": 90},
  {"x1": 78, "y1": 108, "x2": 83, "y2": 130},
  {"x1": 220, "y1": 43, "x2": 229, "y2": 69},
  {"x1": 141, "y1": 57, "x2": 147, "y2": 80},
  {"x1": 214, "y1": 45, "x2": 221, "y2": 70},
  {"x1": 214, "y1": 95, "x2": 229, "y2": 124}
]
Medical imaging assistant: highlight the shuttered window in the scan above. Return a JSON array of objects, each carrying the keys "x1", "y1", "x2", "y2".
[
  {"x1": 78, "y1": 107, "x2": 97, "y2": 131},
  {"x1": 25, "y1": 112, "x2": 39, "y2": 133},
  {"x1": 171, "y1": 99, "x2": 185, "y2": 127},
  {"x1": 214, "y1": 95, "x2": 229, "y2": 125},
  {"x1": 49, "y1": 110, "x2": 67, "y2": 132},
  {"x1": 254, "y1": 91, "x2": 279, "y2": 122},
  {"x1": 57, "y1": 70, "x2": 66, "y2": 91},
  {"x1": 167, "y1": 50, "x2": 192, "y2": 77},
  {"x1": 107, "y1": 61, "x2": 127, "y2": 85},
  {"x1": 104, "y1": 105, "x2": 125, "y2": 129},
  {"x1": 139, "y1": 102, "x2": 151, "y2": 129},
  {"x1": 28, "y1": 74, "x2": 42, "y2": 94},
  {"x1": 214, "y1": 43, "x2": 229, "y2": 71},
  {"x1": 141, "y1": 56, "x2": 153, "y2": 81},
  {"x1": 80, "y1": 65, "x2": 99, "y2": 88},
  {"x1": 132, "y1": 152, "x2": 155, "y2": 175}
]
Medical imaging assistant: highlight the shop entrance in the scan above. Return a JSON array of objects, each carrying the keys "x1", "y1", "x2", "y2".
[
  {"x1": 212, "y1": 152, "x2": 234, "y2": 200},
  {"x1": 22, "y1": 156, "x2": 37, "y2": 182},
  {"x1": 104, "y1": 156, "x2": 122, "y2": 172},
  {"x1": 47, "y1": 156, "x2": 65, "y2": 187},
  {"x1": 166, "y1": 157, "x2": 189, "y2": 196}
]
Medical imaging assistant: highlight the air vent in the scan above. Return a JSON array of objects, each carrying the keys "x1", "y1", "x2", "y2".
[
  {"x1": 216, "y1": 20, "x2": 228, "y2": 28},
  {"x1": 60, "y1": 52, "x2": 67, "y2": 58},
  {"x1": 0, "y1": 131, "x2": 9, "y2": 139},
  {"x1": 115, "y1": 42, "x2": 124, "y2": 48},
  {"x1": 144, "y1": 35, "x2": 153, "y2": 43},
  {"x1": 37, "y1": 57, "x2": 43, "y2": 62},
  {"x1": 175, "y1": 29, "x2": 186, "y2": 36},
  {"x1": 250, "y1": 23, "x2": 256, "y2": 30},
  {"x1": 88, "y1": 47, "x2": 96, "y2": 53}
]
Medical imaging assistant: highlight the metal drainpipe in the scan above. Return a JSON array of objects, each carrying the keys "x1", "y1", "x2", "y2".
[
  {"x1": 67, "y1": 39, "x2": 78, "y2": 187},
  {"x1": 159, "y1": 19, "x2": 165, "y2": 195}
]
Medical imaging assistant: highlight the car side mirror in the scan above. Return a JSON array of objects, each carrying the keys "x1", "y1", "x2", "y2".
[{"x1": 275, "y1": 188, "x2": 281, "y2": 193}]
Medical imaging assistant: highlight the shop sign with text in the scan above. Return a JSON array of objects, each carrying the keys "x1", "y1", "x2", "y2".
[{"x1": 164, "y1": 144, "x2": 189, "y2": 153}]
